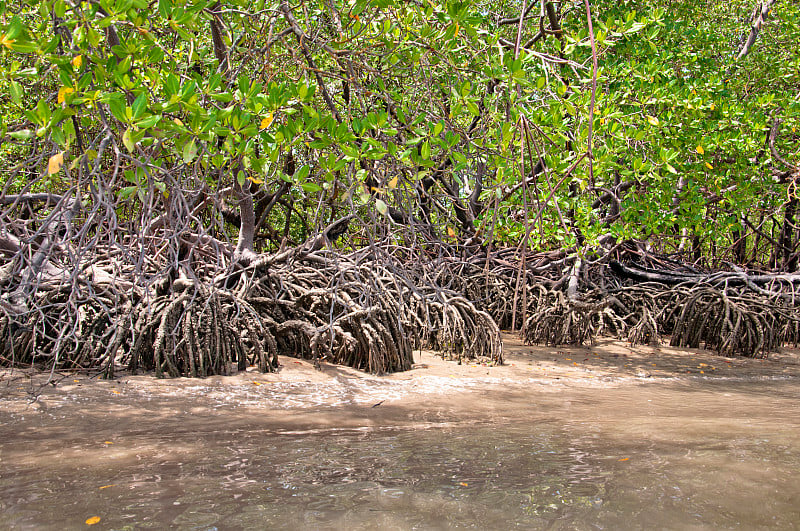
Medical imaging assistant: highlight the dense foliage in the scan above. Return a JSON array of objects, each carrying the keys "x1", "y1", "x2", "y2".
[{"x1": 2, "y1": 0, "x2": 798, "y2": 263}]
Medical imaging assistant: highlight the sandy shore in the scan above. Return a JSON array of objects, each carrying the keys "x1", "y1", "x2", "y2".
[{"x1": 2, "y1": 333, "x2": 798, "y2": 418}]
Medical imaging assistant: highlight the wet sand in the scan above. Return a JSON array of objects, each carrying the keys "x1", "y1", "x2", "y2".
[
  {"x1": 2, "y1": 335, "x2": 800, "y2": 529},
  {"x1": 2, "y1": 333, "x2": 798, "y2": 420}
]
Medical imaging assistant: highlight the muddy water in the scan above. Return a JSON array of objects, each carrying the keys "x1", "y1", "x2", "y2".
[{"x1": 1, "y1": 372, "x2": 800, "y2": 529}]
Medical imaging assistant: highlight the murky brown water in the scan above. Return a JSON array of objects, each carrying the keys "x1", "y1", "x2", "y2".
[{"x1": 1, "y1": 372, "x2": 799, "y2": 529}]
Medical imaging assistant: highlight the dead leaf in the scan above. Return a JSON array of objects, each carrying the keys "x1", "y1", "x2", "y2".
[
  {"x1": 48, "y1": 152, "x2": 65, "y2": 175},
  {"x1": 260, "y1": 112, "x2": 274, "y2": 130},
  {"x1": 57, "y1": 87, "x2": 74, "y2": 104},
  {"x1": 85, "y1": 516, "x2": 101, "y2": 525}
]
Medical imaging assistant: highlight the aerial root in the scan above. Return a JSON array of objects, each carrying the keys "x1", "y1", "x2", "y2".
[{"x1": 519, "y1": 282, "x2": 796, "y2": 357}]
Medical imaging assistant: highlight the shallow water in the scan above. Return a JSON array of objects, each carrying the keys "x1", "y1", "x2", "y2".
[{"x1": 1, "y1": 376, "x2": 799, "y2": 529}]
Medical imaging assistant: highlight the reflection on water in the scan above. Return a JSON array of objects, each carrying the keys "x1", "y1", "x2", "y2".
[{"x1": 1, "y1": 380, "x2": 800, "y2": 529}]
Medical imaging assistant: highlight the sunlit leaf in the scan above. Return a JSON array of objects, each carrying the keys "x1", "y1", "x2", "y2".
[
  {"x1": 375, "y1": 199, "x2": 388, "y2": 215},
  {"x1": 57, "y1": 87, "x2": 74, "y2": 104},
  {"x1": 705, "y1": 162, "x2": 713, "y2": 170},
  {"x1": 71, "y1": 55, "x2": 82, "y2": 69},
  {"x1": 9, "y1": 81, "x2": 22, "y2": 105},
  {"x1": 183, "y1": 139, "x2": 197, "y2": 163},
  {"x1": 122, "y1": 128, "x2": 135, "y2": 153},
  {"x1": 646, "y1": 115, "x2": 659, "y2": 126},
  {"x1": 696, "y1": 145, "x2": 704, "y2": 155},
  {"x1": 260, "y1": 113, "x2": 274, "y2": 130},
  {"x1": 388, "y1": 176, "x2": 399, "y2": 189},
  {"x1": 9, "y1": 129, "x2": 33, "y2": 140},
  {"x1": 85, "y1": 516, "x2": 101, "y2": 525}
]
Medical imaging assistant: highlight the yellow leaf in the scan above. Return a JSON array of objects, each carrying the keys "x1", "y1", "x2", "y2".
[
  {"x1": 705, "y1": 162, "x2": 713, "y2": 170},
  {"x1": 73, "y1": 379, "x2": 79, "y2": 382},
  {"x1": 447, "y1": 226, "x2": 456, "y2": 238},
  {"x1": 0, "y1": 34, "x2": 14, "y2": 49},
  {"x1": 104, "y1": 441, "x2": 113, "y2": 444},
  {"x1": 454, "y1": 22, "x2": 459, "y2": 37},
  {"x1": 646, "y1": 115, "x2": 659, "y2": 126},
  {"x1": 618, "y1": 457, "x2": 630, "y2": 461},
  {"x1": 260, "y1": 112, "x2": 274, "y2": 130},
  {"x1": 85, "y1": 516, "x2": 101, "y2": 525},
  {"x1": 98, "y1": 484, "x2": 116, "y2": 489},
  {"x1": 459, "y1": 482, "x2": 468, "y2": 486},
  {"x1": 709, "y1": 102, "x2": 716, "y2": 110},
  {"x1": 247, "y1": 176, "x2": 264, "y2": 185},
  {"x1": 111, "y1": 390, "x2": 120, "y2": 394},
  {"x1": 252, "y1": 381, "x2": 262, "y2": 386},
  {"x1": 388, "y1": 176, "x2": 399, "y2": 189},
  {"x1": 71, "y1": 55, "x2": 83, "y2": 69},
  {"x1": 173, "y1": 118, "x2": 183, "y2": 126},
  {"x1": 57, "y1": 86, "x2": 74, "y2": 104},
  {"x1": 696, "y1": 145, "x2": 704, "y2": 155},
  {"x1": 47, "y1": 152, "x2": 64, "y2": 175}
]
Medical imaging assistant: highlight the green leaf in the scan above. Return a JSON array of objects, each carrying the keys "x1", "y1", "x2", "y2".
[
  {"x1": 296, "y1": 164, "x2": 311, "y2": 181},
  {"x1": 131, "y1": 92, "x2": 147, "y2": 119},
  {"x1": 421, "y1": 140, "x2": 430, "y2": 160},
  {"x1": 9, "y1": 129, "x2": 33, "y2": 140},
  {"x1": 375, "y1": 199, "x2": 388, "y2": 216},
  {"x1": 9, "y1": 81, "x2": 22, "y2": 105},
  {"x1": 122, "y1": 127, "x2": 135, "y2": 152},
  {"x1": 135, "y1": 115, "x2": 161, "y2": 129},
  {"x1": 182, "y1": 139, "x2": 197, "y2": 163}
]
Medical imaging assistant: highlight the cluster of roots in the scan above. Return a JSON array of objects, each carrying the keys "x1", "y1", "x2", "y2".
[
  {"x1": 4, "y1": 228, "x2": 800, "y2": 376},
  {"x1": 518, "y1": 282, "x2": 798, "y2": 357},
  {"x1": 424, "y1": 249, "x2": 800, "y2": 359},
  {"x1": 1, "y1": 246, "x2": 503, "y2": 376}
]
